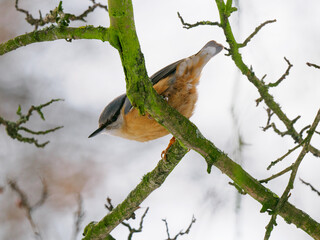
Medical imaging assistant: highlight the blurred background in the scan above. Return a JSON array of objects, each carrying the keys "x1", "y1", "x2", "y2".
[{"x1": 1, "y1": 0, "x2": 320, "y2": 239}]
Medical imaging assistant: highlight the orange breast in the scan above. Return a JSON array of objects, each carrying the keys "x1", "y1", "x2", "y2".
[{"x1": 120, "y1": 56, "x2": 204, "y2": 142}]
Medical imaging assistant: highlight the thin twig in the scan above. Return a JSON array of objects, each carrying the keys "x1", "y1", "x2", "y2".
[
  {"x1": 262, "y1": 108, "x2": 301, "y2": 141},
  {"x1": 267, "y1": 142, "x2": 303, "y2": 170},
  {"x1": 163, "y1": 216, "x2": 196, "y2": 240},
  {"x1": 238, "y1": 19, "x2": 277, "y2": 48},
  {"x1": 259, "y1": 165, "x2": 293, "y2": 184},
  {"x1": 267, "y1": 57, "x2": 293, "y2": 88},
  {"x1": 300, "y1": 178, "x2": 320, "y2": 197},
  {"x1": 177, "y1": 12, "x2": 220, "y2": 29},
  {"x1": 15, "y1": 0, "x2": 108, "y2": 30},
  {"x1": 71, "y1": 194, "x2": 85, "y2": 240},
  {"x1": 229, "y1": 182, "x2": 247, "y2": 195},
  {"x1": 105, "y1": 197, "x2": 136, "y2": 220},
  {"x1": 121, "y1": 207, "x2": 149, "y2": 240},
  {"x1": 8, "y1": 179, "x2": 48, "y2": 240},
  {"x1": 299, "y1": 125, "x2": 311, "y2": 139},
  {"x1": 306, "y1": 62, "x2": 320, "y2": 69},
  {"x1": 0, "y1": 99, "x2": 63, "y2": 148}
]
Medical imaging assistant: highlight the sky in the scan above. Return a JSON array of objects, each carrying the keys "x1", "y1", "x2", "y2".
[{"x1": 1, "y1": 0, "x2": 320, "y2": 240}]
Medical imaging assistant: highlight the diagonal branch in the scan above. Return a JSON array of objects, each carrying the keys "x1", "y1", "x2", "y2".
[
  {"x1": 306, "y1": 62, "x2": 320, "y2": 69},
  {"x1": 83, "y1": 140, "x2": 188, "y2": 239},
  {"x1": 267, "y1": 57, "x2": 293, "y2": 88},
  {"x1": 238, "y1": 19, "x2": 277, "y2": 48},
  {"x1": 266, "y1": 142, "x2": 303, "y2": 170},
  {"x1": 300, "y1": 178, "x2": 320, "y2": 196}
]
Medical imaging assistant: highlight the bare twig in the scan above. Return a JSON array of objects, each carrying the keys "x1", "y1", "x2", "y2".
[
  {"x1": 299, "y1": 125, "x2": 311, "y2": 139},
  {"x1": 15, "y1": 0, "x2": 108, "y2": 30},
  {"x1": 229, "y1": 182, "x2": 246, "y2": 195},
  {"x1": 264, "y1": 109, "x2": 320, "y2": 240},
  {"x1": 105, "y1": 197, "x2": 148, "y2": 239},
  {"x1": 259, "y1": 165, "x2": 293, "y2": 184},
  {"x1": 0, "y1": 99, "x2": 63, "y2": 148},
  {"x1": 238, "y1": 19, "x2": 277, "y2": 48},
  {"x1": 255, "y1": 97, "x2": 263, "y2": 106},
  {"x1": 262, "y1": 108, "x2": 302, "y2": 141},
  {"x1": 177, "y1": 12, "x2": 220, "y2": 29},
  {"x1": 267, "y1": 57, "x2": 293, "y2": 87},
  {"x1": 163, "y1": 216, "x2": 196, "y2": 240},
  {"x1": 8, "y1": 178, "x2": 48, "y2": 240},
  {"x1": 267, "y1": 142, "x2": 303, "y2": 170},
  {"x1": 306, "y1": 62, "x2": 320, "y2": 69},
  {"x1": 71, "y1": 194, "x2": 85, "y2": 240},
  {"x1": 262, "y1": 108, "x2": 274, "y2": 130},
  {"x1": 300, "y1": 178, "x2": 320, "y2": 197},
  {"x1": 122, "y1": 208, "x2": 149, "y2": 240}
]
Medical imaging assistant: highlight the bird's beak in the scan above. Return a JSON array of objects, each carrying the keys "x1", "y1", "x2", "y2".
[{"x1": 88, "y1": 126, "x2": 105, "y2": 138}]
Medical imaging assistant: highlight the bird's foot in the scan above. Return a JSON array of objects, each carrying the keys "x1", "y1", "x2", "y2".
[{"x1": 161, "y1": 137, "x2": 176, "y2": 160}]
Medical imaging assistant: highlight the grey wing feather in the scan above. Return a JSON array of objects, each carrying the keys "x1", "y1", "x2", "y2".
[
  {"x1": 150, "y1": 59, "x2": 183, "y2": 85},
  {"x1": 123, "y1": 59, "x2": 183, "y2": 114}
]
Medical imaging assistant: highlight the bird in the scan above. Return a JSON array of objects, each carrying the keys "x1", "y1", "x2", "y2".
[{"x1": 89, "y1": 40, "x2": 223, "y2": 144}]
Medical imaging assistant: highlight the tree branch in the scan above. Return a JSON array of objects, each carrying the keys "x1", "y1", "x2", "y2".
[
  {"x1": 82, "y1": 140, "x2": 188, "y2": 239},
  {"x1": 306, "y1": 62, "x2": 320, "y2": 69},
  {"x1": 264, "y1": 108, "x2": 320, "y2": 240},
  {"x1": 238, "y1": 19, "x2": 276, "y2": 48},
  {"x1": 72, "y1": 194, "x2": 85, "y2": 240},
  {"x1": 8, "y1": 178, "x2": 48, "y2": 240},
  {"x1": 0, "y1": 26, "x2": 110, "y2": 55},
  {"x1": 266, "y1": 142, "x2": 303, "y2": 170},
  {"x1": 177, "y1": 12, "x2": 220, "y2": 29},
  {"x1": 15, "y1": 0, "x2": 108, "y2": 30},
  {"x1": 0, "y1": 99, "x2": 63, "y2": 148},
  {"x1": 163, "y1": 216, "x2": 196, "y2": 240},
  {"x1": 267, "y1": 57, "x2": 293, "y2": 88},
  {"x1": 214, "y1": 0, "x2": 320, "y2": 157},
  {"x1": 300, "y1": 178, "x2": 320, "y2": 197}
]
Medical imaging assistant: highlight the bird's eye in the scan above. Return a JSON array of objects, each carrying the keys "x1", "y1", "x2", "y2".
[{"x1": 111, "y1": 115, "x2": 117, "y2": 122}]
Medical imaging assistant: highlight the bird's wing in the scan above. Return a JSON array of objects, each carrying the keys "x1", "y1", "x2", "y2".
[
  {"x1": 150, "y1": 59, "x2": 183, "y2": 85},
  {"x1": 123, "y1": 59, "x2": 183, "y2": 114}
]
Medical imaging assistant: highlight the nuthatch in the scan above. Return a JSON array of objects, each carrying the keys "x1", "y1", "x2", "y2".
[{"x1": 89, "y1": 40, "x2": 223, "y2": 142}]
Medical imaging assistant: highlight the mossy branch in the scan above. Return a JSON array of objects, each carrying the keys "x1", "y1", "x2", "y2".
[
  {"x1": 0, "y1": 99, "x2": 63, "y2": 147},
  {"x1": 15, "y1": 0, "x2": 108, "y2": 30},
  {"x1": 0, "y1": 26, "x2": 110, "y2": 55},
  {"x1": 82, "y1": 140, "x2": 189, "y2": 239}
]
